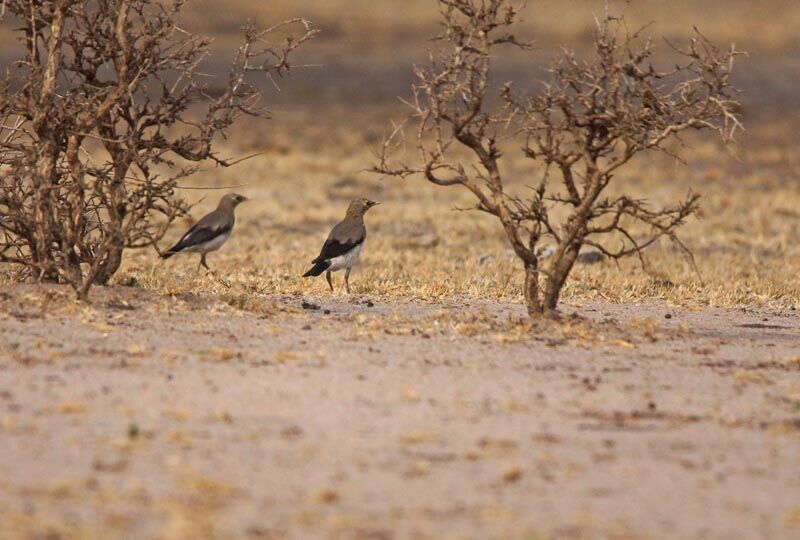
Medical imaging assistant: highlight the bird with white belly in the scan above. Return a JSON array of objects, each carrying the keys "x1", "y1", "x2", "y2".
[
  {"x1": 303, "y1": 198, "x2": 379, "y2": 293},
  {"x1": 161, "y1": 193, "x2": 248, "y2": 271}
]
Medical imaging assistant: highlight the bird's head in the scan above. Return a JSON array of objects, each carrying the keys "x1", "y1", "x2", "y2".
[
  {"x1": 347, "y1": 198, "x2": 380, "y2": 218},
  {"x1": 219, "y1": 193, "x2": 248, "y2": 210}
]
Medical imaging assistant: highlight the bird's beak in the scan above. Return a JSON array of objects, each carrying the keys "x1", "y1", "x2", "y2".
[{"x1": 371, "y1": 201, "x2": 381, "y2": 206}]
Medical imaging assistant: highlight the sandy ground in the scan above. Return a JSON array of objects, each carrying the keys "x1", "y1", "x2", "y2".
[{"x1": 0, "y1": 284, "x2": 798, "y2": 540}]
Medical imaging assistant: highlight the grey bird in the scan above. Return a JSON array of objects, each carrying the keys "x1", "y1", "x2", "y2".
[
  {"x1": 303, "y1": 198, "x2": 379, "y2": 293},
  {"x1": 161, "y1": 193, "x2": 247, "y2": 270}
]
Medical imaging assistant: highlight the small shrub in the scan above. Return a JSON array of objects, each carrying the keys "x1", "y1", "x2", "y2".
[
  {"x1": 0, "y1": 0, "x2": 315, "y2": 299},
  {"x1": 376, "y1": 0, "x2": 741, "y2": 318}
]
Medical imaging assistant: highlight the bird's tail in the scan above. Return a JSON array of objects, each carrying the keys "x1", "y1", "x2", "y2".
[
  {"x1": 303, "y1": 260, "x2": 331, "y2": 277},
  {"x1": 161, "y1": 240, "x2": 184, "y2": 259}
]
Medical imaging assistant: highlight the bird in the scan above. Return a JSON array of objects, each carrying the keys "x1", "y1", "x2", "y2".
[
  {"x1": 303, "y1": 198, "x2": 379, "y2": 293},
  {"x1": 161, "y1": 193, "x2": 247, "y2": 271}
]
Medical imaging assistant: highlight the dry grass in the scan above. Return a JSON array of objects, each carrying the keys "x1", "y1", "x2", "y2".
[
  {"x1": 0, "y1": 0, "x2": 798, "y2": 313},
  {"x1": 94, "y1": 104, "x2": 800, "y2": 313}
]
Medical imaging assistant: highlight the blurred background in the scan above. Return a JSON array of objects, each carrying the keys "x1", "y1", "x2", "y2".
[
  {"x1": 2, "y1": 0, "x2": 797, "y2": 163},
  {"x1": 176, "y1": 0, "x2": 799, "y2": 115}
]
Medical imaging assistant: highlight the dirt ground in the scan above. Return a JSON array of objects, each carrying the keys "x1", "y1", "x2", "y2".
[{"x1": 0, "y1": 284, "x2": 798, "y2": 540}]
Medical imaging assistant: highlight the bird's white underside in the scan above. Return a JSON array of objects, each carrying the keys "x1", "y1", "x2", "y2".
[
  {"x1": 181, "y1": 230, "x2": 231, "y2": 254},
  {"x1": 327, "y1": 243, "x2": 363, "y2": 272}
]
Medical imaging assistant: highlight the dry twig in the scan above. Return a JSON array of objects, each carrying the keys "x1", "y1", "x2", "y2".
[
  {"x1": 0, "y1": 0, "x2": 315, "y2": 299},
  {"x1": 374, "y1": 0, "x2": 741, "y2": 318}
]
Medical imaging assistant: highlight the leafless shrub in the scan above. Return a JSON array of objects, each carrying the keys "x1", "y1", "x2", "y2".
[
  {"x1": 375, "y1": 0, "x2": 741, "y2": 318},
  {"x1": 0, "y1": 0, "x2": 315, "y2": 299}
]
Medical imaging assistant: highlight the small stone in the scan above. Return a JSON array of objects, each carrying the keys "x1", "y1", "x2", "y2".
[
  {"x1": 281, "y1": 425, "x2": 303, "y2": 440},
  {"x1": 501, "y1": 466, "x2": 523, "y2": 483},
  {"x1": 315, "y1": 489, "x2": 340, "y2": 504}
]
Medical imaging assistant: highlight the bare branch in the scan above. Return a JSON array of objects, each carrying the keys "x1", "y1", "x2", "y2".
[
  {"x1": 376, "y1": 0, "x2": 740, "y2": 318},
  {"x1": 0, "y1": 0, "x2": 314, "y2": 299}
]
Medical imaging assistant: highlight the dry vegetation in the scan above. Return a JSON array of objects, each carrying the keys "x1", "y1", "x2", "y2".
[
  {"x1": 0, "y1": 0, "x2": 783, "y2": 312},
  {"x1": 0, "y1": 0, "x2": 315, "y2": 299},
  {"x1": 0, "y1": 0, "x2": 797, "y2": 311},
  {"x1": 375, "y1": 0, "x2": 743, "y2": 317},
  {"x1": 96, "y1": 114, "x2": 800, "y2": 314}
]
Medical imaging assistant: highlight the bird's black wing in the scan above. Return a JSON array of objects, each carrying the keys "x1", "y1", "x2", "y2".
[
  {"x1": 167, "y1": 220, "x2": 231, "y2": 253},
  {"x1": 312, "y1": 234, "x2": 364, "y2": 263}
]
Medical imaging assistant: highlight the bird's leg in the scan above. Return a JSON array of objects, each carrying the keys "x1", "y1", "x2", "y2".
[
  {"x1": 344, "y1": 267, "x2": 351, "y2": 294},
  {"x1": 199, "y1": 253, "x2": 229, "y2": 287},
  {"x1": 325, "y1": 270, "x2": 333, "y2": 292}
]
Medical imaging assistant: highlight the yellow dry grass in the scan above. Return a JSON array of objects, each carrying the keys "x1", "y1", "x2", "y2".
[
  {"x1": 0, "y1": 0, "x2": 798, "y2": 313},
  {"x1": 105, "y1": 103, "x2": 800, "y2": 312}
]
